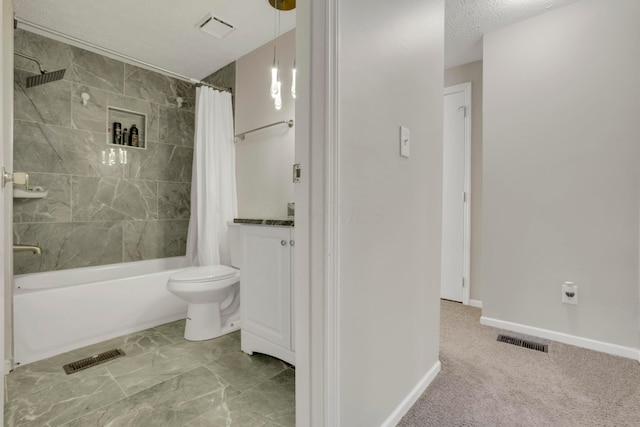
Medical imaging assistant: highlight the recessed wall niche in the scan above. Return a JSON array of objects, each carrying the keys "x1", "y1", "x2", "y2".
[{"x1": 107, "y1": 107, "x2": 147, "y2": 149}]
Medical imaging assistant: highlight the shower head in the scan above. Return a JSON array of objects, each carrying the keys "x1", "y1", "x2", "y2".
[
  {"x1": 25, "y1": 69, "x2": 66, "y2": 88},
  {"x1": 14, "y1": 51, "x2": 67, "y2": 88}
]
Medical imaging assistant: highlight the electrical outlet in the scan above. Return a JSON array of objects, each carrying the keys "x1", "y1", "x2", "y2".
[{"x1": 562, "y1": 281, "x2": 578, "y2": 305}]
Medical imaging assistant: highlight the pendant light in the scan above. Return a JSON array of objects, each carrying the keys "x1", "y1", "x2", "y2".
[
  {"x1": 270, "y1": 46, "x2": 279, "y2": 99},
  {"x1": 291, "y1": 59, "x2": 296, "y2": 99},
  {"x1": 274, "y1": 81, "x2": 283, "y2": 110},
  {"x1": 268, "y1": 0, "x2": 296, "y2": 109}
]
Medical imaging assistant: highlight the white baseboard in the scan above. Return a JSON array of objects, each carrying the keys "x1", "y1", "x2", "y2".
[
  {"x1": 468, "y1": 299, "x2": 482, "y2": 308},
  {"x1": 380, "y1": 360, "x2": 441, "y2": 427},
  {"x1": 481, "y1": 316, "x2": 640, "y2": 361}
]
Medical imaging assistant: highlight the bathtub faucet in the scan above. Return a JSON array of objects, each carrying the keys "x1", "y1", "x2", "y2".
[{"x1": 13, "y1": 244, "x2": 42, "y2": 255}]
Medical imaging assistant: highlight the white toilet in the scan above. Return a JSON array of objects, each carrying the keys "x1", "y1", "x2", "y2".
[{"x1": 166, "y1": 224, "x2": 242, "y2": 341}]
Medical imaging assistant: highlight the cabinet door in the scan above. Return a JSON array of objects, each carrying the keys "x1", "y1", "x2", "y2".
[{"x1": 241, "y1": 226, "x2": 291, "y2": 350}]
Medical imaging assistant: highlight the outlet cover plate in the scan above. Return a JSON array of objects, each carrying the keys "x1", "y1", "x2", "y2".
[{"x1": 562, "y1": 283, "x2": 578, "y2": 305}]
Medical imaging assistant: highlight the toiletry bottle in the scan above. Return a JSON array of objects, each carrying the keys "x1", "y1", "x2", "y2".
[
  {"x1": 113, "y1": 122, "x2": 122, "y2": 144},
  {"x1": 129, "y1": 124, "x2": 139, "y2": 147},
  {"x1": 122, "y1": 128, "x2": 128, "y2": 146}
]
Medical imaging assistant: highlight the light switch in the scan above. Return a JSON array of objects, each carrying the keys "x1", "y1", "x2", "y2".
[{"x1": 400, "y1": 126, "x2": 410, "y2": 158}]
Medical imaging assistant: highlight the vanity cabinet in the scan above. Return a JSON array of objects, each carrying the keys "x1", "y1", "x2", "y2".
[{"x1": 240, "y1": 225, "x2": 295, "y2": 365}]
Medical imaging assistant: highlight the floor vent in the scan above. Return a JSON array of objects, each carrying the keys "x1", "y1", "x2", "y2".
[
  {"x1": 63, "y1": 349, "x2": 125, "y2": 374},
  {"x1": 497, "y1": 334, "x2": 548, "y2": 353}
]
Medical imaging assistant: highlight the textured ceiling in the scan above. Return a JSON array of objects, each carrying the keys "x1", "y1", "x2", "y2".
[
  {"x1": 445, "y1": 0, "x2": 583, "y2": 69},
  {"x1": 14, "y1": 0, "x2": 582, "y2": 80}
]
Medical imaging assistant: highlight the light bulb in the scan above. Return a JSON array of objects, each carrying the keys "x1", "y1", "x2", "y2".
[
  {"x1": 291, "y1": 65, "x2": 297, "y2": 99},
  {"x1": 274, "y1": 81, "x2": 282, "y2": 110}
]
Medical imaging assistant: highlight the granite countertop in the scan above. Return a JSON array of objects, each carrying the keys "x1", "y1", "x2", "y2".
[{"x1": 233, "y1": 217, "x2": 294, "y2": 227}]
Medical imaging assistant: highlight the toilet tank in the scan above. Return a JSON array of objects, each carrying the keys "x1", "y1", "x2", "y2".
[{"x1": 228, "y1": 223, "x2": 242, "y2": 269}]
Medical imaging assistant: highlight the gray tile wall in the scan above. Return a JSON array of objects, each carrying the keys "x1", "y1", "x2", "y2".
[
  {"x1": 13, "y1": 29, "x2": 196, "y2": 274},
  {"x1": 202, "y1": 61, "x2": 236, "y2": 94}
]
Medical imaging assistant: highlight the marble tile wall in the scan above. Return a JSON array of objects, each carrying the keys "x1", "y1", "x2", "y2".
[
  {"x1": 13, "y1": 29, "x2": 196, "y2": 274},
  {"x1": 202, "y1": 61, "x2": 236, "y2": 117},
  {"x1": 202, "y1": 61, "x2": 236, "y2": 94}
]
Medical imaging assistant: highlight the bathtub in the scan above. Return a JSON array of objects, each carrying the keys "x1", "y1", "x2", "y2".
[{"x1": 13, "y1": 257, "x2": 190, "y2": 366}]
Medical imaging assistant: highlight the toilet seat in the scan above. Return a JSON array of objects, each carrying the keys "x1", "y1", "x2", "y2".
[{"x1": 169, "y1": 265, "x2": 238, "y2": 283}]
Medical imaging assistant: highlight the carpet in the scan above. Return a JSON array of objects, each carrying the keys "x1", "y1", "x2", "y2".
[{"x1": 398, "y1": 301, "x2": 640, "y2": 426}]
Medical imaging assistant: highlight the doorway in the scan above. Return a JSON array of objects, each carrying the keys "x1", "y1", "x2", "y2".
[{"x1": 441, "y1": 83, "x2": 471, "y2": 304}]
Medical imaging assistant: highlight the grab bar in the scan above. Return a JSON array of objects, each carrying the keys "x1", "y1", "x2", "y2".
[
  {"x1": 13, "y1": 244, "x2": 42, "y2": 255},
  {"x1": 235, "y1": 119, "x2": 294, "y2": 141}
]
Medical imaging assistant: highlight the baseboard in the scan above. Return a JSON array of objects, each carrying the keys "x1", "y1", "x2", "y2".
[
  {"x1": 380, "y1": 360, "x2": 441, "y2": 427},
  {"x1": 469, "y1": 299, "x2": 482, "y2": 308},
  {"x1": 480, "y1": 316, "x2": 639, "y2": 361}
]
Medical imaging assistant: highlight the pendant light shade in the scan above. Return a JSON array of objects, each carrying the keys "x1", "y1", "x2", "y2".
[
  {"x1": 270, "y1": 48, "x2": 279, "y2": 99},
  {"x1": 274, "y1": 81, "x2": 282, "y2": 110},
  {"x1": 291, "y1": 59, "x2": 296, "y2": 99}
]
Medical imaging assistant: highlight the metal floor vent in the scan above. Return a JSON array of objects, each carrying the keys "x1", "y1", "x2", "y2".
[
  {"x1": 497, "y1": 334, "x2": 548, "y2": 353},
  {"x1": 63, "y1": 349, "x2": 125, "y2": 374}
]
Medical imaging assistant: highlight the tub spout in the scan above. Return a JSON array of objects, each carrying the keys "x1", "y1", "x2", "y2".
[{"x1": 13, "y1": 244, "x2": 42, "y2": 255}]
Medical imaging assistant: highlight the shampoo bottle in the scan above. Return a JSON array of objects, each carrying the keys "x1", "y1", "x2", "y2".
[{"x1": 129, "y1": 124, "x2": 139, "y2": 147}]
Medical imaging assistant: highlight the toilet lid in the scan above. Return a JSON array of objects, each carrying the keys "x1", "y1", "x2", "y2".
[{"x1": 169, "y1": 265, "x2": 238, "y2": 283}]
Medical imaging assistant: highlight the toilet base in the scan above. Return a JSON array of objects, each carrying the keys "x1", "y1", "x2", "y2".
[{"x1": 184, "y1": 302, "x2": 240, "y2": 341}]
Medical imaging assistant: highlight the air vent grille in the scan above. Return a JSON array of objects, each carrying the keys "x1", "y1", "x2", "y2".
[
  {"x1": 198, "y1": 14, "x2": 236, "y2": 39},
  {"x1": 497, "y1": 334, "x2": 548, "y2": 353},
  {"x1": 63, "y1": 348, "x2": 125, "y2": 374}
]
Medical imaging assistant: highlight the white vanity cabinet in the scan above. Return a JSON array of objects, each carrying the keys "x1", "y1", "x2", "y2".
[{"x1": 240, "y1": 225, "x2": 295, "y2": 365}]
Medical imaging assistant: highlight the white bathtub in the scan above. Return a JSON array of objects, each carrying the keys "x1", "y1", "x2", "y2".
[{"x1": 13, "y1": 257, "x2": 190, "y2": 366}]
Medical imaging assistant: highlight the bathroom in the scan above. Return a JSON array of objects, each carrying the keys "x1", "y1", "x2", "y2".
[{"x1": 5, "y1": 1, "x2": 297, "y2": 425}]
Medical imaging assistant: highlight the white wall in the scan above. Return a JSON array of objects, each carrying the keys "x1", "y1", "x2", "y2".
[
  {"x1": 235, "y1": 30, "x2": 295, "y2": 218},
  {"x1": 444, "y1": 60, "x2": 483, "y2": 302},
  {"x1": 337, "y1": 0, "x2": 444, "y2": 424},
  {"x1": 483, "y1": 0, "x2": 640, "y2": 351}
]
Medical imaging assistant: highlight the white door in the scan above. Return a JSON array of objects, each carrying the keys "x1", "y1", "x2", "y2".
[
  {"x1": 441, "y1": 83, "x2": 470, "y2": 303},
  {"x1": 0, "y1": 0, "x2": 14, "y2": 420}
]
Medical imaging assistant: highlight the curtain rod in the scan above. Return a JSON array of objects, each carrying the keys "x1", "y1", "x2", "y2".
[
  {"x1": 193, "y1": 79, "x2": 232, "y2": 93},
  {"x1": 16, "y1": 18, "x2": 233, "y2": 94},
  {"x1": 235, "y1": 120, "x2": 294, "y2": 141}
]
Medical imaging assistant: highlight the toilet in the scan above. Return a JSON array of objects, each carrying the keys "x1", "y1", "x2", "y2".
[{"x1": 166, "y1": 223, "x2": 242, "y2": 341}]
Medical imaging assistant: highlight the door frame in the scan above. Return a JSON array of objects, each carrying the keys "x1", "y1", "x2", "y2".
[
  {"x1": 294, "y1": 0, "x2": 339, "y2": 424},
  {"x1": 443, "y1": 82, "x2": 471, "y2": 306},
  {"x1": 0, "y1": 0, "x2": 14, "y2": 421}
]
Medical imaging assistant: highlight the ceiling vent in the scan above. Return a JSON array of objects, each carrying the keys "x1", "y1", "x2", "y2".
[{"x1": 198, "y1": 14, "x2": 235, "y2": 39}]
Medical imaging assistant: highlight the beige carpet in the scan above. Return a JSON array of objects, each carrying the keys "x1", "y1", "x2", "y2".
[{"x1": 399, "y1": 301, "x2": 640, "y2": 426}]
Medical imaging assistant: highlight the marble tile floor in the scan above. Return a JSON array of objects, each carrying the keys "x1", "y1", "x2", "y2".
[{"x1": 4, "y1": 320, "x2": 295, "y2": 427}]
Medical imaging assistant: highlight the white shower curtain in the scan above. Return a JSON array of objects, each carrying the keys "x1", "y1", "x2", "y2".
[{"x1": 186, "y1": 87, "x2": 237, "y2": 266}]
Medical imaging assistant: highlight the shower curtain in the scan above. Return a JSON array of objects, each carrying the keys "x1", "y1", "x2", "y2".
[{"x1": 186, "y1": 87, "x2": 237, "y2": 266}]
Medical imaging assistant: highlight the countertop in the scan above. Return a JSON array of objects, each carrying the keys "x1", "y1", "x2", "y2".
[{"x1": 233, "y1": 217, "x2": 294, "y2": 227}]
